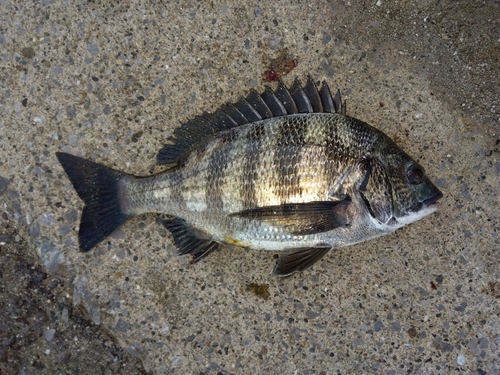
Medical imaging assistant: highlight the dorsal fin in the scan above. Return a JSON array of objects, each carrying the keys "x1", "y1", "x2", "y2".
[
  {"x1": 157, "y1": 77, "x2": 346, "y2": 165},
  {"x1": 303, "y1": 77, "x2": 324, "y2": 112},
  {"x1": 289, "y1": 79, "x2": 314, "y2": 113},
  {"x1": 274, "y1": 80, "x2": 298, "y2": 114},
  {"x1": 260, "y1": 86, "x2": 287, "y2": 116},
  {"x1": 245, "y1": 89, "x2": 274, "y2": 119}
]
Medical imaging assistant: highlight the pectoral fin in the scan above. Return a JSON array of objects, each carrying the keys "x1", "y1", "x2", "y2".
[
  {"x1": 274, "y1": 247, "x2": 331, "y2": 277},
  {"x1": 230, "y1": 200, "x2": 351, "y2": 235}
]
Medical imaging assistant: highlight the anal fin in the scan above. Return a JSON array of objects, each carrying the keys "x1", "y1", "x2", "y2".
[
  {"x1": 274, "y1": 247, "x2": 331, "y2": 277},
  {"x1": 159, "y1": 218, "x2": 220, "y2": 263}
]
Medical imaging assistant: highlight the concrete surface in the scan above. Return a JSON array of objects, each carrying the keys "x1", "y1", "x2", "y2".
[{"x1": 0, "y1": 0, "x2": 499, "y2": 374}]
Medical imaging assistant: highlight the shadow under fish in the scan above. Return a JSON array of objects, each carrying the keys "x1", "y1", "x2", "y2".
[{"x1": 56, "y1": 77, "x2": 443, "y2": 277}]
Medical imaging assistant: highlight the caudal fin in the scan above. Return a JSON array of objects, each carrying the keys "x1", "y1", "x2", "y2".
[{"x1": 56, "y1": 152, "x2": 131, "y2": 252}]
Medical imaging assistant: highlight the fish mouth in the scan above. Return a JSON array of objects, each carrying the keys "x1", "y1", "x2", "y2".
[
  {"x1": 416, "y1": 189, "x2": 443, "y2": 215},
  {"x1": 422, "y1": 190, "x2": 443, "y2": 207},
  {"x1": 393, "y1": 189, "x2": 443, "y2": 227}
]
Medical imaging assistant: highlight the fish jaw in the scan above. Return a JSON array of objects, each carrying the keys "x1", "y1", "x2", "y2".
[
  {"x1": 391, "y1": 182, "x2": 443, "y2": 229},
  {"x1": 392, "y1": 202, "x2": 440, "y2": 228}
]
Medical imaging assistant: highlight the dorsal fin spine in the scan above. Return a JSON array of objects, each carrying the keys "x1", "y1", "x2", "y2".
[
  {"x1": 290, "y1": 79, "x2": 314, "y2": 113},
  {"x1": 304, "y1": 76, "x2": 324, "y2": 112}
]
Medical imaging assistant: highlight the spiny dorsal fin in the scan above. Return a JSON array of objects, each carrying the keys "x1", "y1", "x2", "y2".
[{"x1": 157, "y1": 76, "x2": 346, "y2": 165}]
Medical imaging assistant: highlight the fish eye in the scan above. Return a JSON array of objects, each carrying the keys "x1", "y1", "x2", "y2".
[{"x1": 406, "y1": 165, "x2": 424, "y2": 185}]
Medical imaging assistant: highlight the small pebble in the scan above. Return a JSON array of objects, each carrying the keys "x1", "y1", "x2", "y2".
[
  {"x1": 39, "y1": 213, "x2": 55, "y2": 226},
  {"x1": 0, "y1": 176, "x2": 10, "y2": 193},
  {"x1": 457, "y1": 354, "x2": 466, "y2": 365},
  {"x1": 87, "y1": 43, "x2": 100, "y2": 56},
  {"x1": 61, "y1": 308, "x2": 69, "y2": 323},
  {"x1": 44, "y1": 328, "x2": 56, "y2": 342},
  {"x1": 68, "y1": 134, "x2": 78, "y2": 146}
]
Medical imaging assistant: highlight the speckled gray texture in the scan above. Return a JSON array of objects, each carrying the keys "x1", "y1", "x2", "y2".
[{"x1": 0, "y1": 1, "x2": 498, "y2": 374}]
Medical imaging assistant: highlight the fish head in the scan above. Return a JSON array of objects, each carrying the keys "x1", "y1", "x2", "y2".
[{"x1": 363, "y1": 138, "x2": 443, "y2": 229}]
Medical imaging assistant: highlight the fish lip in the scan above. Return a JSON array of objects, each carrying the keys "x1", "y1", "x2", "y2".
[
  {"x1": 422, "y1": 190, "x2": 443, "y2": 207},
  {"x1": 425, "y1": 201, "x2": 440, "y2": 213}
]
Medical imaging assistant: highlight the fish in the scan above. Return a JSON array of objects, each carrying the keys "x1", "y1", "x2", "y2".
[{"x1": 56, "y1": 76, "x2": 443, "y2": 277}]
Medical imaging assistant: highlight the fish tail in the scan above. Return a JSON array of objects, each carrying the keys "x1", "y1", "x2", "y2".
[{"x1": 56, "y1": 152, "x2": 131, "y2": 252}]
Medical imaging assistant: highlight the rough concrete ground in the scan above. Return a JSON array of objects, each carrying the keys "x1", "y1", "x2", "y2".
[{"x1": 0, "y1": 0, "x2": 499, "y2": 374}]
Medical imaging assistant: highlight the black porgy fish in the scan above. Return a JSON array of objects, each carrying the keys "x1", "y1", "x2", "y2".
[{"x1": 57, "y1": 77, "x2": 443, "y2": 276}]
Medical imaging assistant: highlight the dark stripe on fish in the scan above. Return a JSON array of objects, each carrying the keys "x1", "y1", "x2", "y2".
[
  {"x1": 241, "y1": 122, "x2": 266, "y2": 209},
  {"x1": 273, "y1": 117, "x2": 308, "y2": 203},
  {"x1": 205, "y1": 133, "x2": 234, "y2": 212},
  {"x1": 324, "y1": 119, "x2": 346, "y2": 167}
]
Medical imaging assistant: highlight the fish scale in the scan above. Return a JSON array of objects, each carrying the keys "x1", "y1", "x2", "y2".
[{"x1": 56, "y1": 77, "x2": 443, "y2": 276}]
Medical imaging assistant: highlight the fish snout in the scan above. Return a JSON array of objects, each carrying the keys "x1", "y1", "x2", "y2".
[{"x1": 421, "y1": 185, "x2": 443, "y2": 207}]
